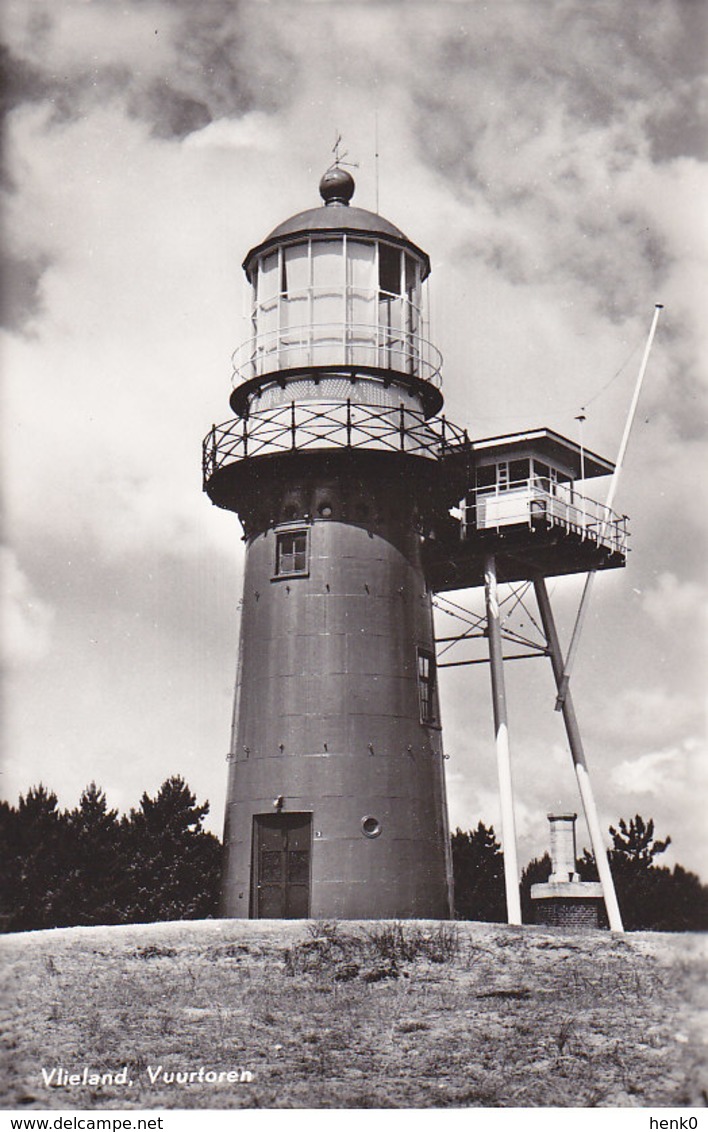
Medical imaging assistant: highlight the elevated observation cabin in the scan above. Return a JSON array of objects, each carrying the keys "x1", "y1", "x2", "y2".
[{"x1": 425, "y1": 428, "x2": 628, "y2": 593}]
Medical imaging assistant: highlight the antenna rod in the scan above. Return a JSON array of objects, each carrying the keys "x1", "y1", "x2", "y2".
[
  {"x1": 374, "y1": 110, "x2": 380, "y2": 213},
  {"x1": 555, "y1": 304, "x2": 663, "y2": 711},
  {"x1": 576, "y1": 410, "x2": 586, "y2": 530}
]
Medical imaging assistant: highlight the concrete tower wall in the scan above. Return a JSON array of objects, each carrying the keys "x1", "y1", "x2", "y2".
[
  {"x1": 222, "y1": 471, "x2": 453, "y2": 919},
  {"x1": 207, "y1": 168, "x2": 460, "y2": 919}
]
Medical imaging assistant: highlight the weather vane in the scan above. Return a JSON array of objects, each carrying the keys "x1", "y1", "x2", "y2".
[{"x1": 330, "y1": 132, "x2": 358, "y2": 172}]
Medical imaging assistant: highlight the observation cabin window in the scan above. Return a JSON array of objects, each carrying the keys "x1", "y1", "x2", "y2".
[
  {"x1": 476, "y1": 464, "x2": 497, "y2": 492},
  {"x1": 533, "y1": 461, "x2": 551, "y2": 492},
  {"x1": 475, "y1": 460, "x2": 530, "y2": 492},
  {"x1": 275, "y1": 530, "x2": 309, "y2": 578},
  {"x1": 509, "y1": 458, "x2": 530, "y2": 487},
  {"x1": 417, "y1": 648, "x2": 440, "y2": 727},
  {"x1": 556, "y1": 471, "x2": 572, "y2": 496}
]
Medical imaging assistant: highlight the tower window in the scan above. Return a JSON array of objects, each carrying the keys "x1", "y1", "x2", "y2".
[
  {"x1": 417, "y1": 648, "x2": 440, "y2": 727},
  {"x1": 274, "y1": 530, "x2": 309, "y2": 578}
]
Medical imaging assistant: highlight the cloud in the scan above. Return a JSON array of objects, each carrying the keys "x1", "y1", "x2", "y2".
[
  {"x1": 641, "y1": 572, "x2": 708, "y2": 630},
  {"x1": 0, "y1": 249, "x2": 50, "y2": 331},
  {"x1": 397, "y1": 1, "x2": 708, "y2": 445},
  {"x1": 599, "y1": 684, "x2": 702, "y2": 747},
  {"x1": 2, "y1": 0, "x2": 300, "y2": 140},
  {"x1": 611, "y1": 739, "x2": 706, "y2": 798},
  {"x1": 610, "y1": 738, "x2": 708, "y2": 872},
  {"x1": 0, "y1": 546, "x2": 54, "y2": 667},
  {"x1": 184, "y1": 113, "x2": 282, "y2": 152},
  {"x1": 0, "y1": 43, "x2": 49, "y2": 128}
]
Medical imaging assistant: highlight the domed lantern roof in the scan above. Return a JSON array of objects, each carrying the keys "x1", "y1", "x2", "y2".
[{"x1": 242, "y1": 168, "x2": 431, "y2": 280}]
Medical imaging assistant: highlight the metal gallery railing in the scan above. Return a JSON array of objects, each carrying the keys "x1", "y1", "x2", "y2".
[
  {"x1": 203, "y1": 400, "x2": 469, "y2": 484},
  {"x1": 231, "y1": 320, "x2": 443, "y2": 386},
  {"x1": 463, "y1": 480, "x2": 628, "y2": 556}
]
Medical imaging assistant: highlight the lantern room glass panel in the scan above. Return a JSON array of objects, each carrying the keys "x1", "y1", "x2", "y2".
[
  {"x1": 312, "y1": 240, "x2": 345, "y2": 362},
  {"x1": 246, "y1": 235, "x2": 428, "y2": 380},
  {"x1": 281, "y1": 242, "x2": 309, "y2": 368},
  {"x1": 379, "y1": 245, "x2": 405, "y2": 372},
  {"x1": 258, "y1": 251, "x2": 279, "y2": 302},
  {"x1": 404, "y1": 255, "x2": 422, "y2": 373},
  {"x1": 254, "y1": 251, "x2": 280, "y2": 374},
  {"x1": 346, "y1": 239, "x2": 377, "y2": 366}
]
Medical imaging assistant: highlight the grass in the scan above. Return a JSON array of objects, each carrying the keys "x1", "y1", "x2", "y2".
[{"x1": 1, "y1": 918, "x2": 706, "y2": 1109}]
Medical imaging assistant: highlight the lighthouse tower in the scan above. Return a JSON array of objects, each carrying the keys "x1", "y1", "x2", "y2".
[{"x1": 204, "y1": 167, "x2": 466, "y2": 919}]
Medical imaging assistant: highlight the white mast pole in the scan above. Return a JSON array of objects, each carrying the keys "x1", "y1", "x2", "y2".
[
  {"x1": 484, "y1": 554, "x2": 522, "y2": 925},
  {"x1": 555, "y1": 304, "x2": 663, "y2": 711}
]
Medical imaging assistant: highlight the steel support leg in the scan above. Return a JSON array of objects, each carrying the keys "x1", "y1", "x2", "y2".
[
  {"x1": 533, "y1": 576, "x2": 624, "y2": 932},
  {"x1": 484, "y1": 554, "x2": 522, "y2": 925}
]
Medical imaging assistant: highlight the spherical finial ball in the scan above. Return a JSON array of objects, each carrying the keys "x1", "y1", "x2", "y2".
[{"x1": 319, "y1": 166, "x2": 355, "y2": 205}]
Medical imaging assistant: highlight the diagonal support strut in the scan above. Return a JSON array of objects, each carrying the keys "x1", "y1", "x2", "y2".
[{"x1": 533, "y1": 576, "x2": 624, "y2": 932}]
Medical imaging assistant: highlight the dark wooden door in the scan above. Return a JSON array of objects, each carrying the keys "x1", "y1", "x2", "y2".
[{"x1": 253, "y1": 813, "x2": 311, "y2": 918}]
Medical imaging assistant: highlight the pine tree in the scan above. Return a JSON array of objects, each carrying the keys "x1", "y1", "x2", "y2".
[
  {"x1": 122, "y1": 776, "x2": 222, "y2": 922},
  {"x1": 578, "y1": 814, "x2": 708, "y2": 931},
  {"x1": 0, "y1": 800, "x2": 19, "y2": 931},
  {"x1": 451, "y1": 822, "x2": 506, "y2": 922},
  {"x1": 7, "y1": 785, "x2": 71, "y2": 931},
  {"x1": 520, "y1": 852, "x2": 552, "y2": 924},
  {"x1": 62, "y1": 783, "x2": 124, "y2": 926},
  {"x1": 609, "y1": 815, "x2": 671, "y2": 867}
]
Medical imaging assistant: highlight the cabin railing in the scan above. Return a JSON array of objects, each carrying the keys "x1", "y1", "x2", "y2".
[{"x1": 462, "y1": 479, "x2": 628, "y2": 556}]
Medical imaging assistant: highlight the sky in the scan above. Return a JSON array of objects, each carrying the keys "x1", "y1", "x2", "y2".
[{"x1": 2, "y1": 0, "x2": 707, "y2": 882}]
